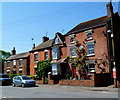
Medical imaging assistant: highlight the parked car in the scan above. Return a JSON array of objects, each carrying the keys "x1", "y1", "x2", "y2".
[
  {"x1": 12, "y1": 76, "x2": 36, "y2": 87},
  {"x1": 0, "y1": 73, "x2": 12, "y2": 86}
]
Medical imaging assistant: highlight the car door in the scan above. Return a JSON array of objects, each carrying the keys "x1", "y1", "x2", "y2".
[{"x1": 17, "y1": 77, "x2": 22, "y2": 86}]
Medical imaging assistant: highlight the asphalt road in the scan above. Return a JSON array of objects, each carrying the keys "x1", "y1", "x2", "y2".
[{"x1": 0, "y1": 85, "x2": 118, "y2": 99}]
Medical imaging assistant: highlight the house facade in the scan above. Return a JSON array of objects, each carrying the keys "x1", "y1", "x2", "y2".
[
  {"x1": 4, "y1": 47, "x2": 30, "y2": 75},
  {"x1": 29, "y1": 37, "x2": 53, "y2": 75}
]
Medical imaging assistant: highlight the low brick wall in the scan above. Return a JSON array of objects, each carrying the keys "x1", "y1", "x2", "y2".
[
  {"x1": 59, "y1": 73, "x2": 111, "y2": 87},
  {"x1": 59, "y1": 79, "x2": 95, "y2": 87},
  {"x1": 48, "y1": 80, "x2": 54, "y2": 85},
  {"x1": 36, "y1": 78, "x2": 45, "y2": 84}
]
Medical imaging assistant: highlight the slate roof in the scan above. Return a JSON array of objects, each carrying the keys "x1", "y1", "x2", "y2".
[
  {"x1": 66, "y1": 15, "x2": 108, "y2": 35},
  {"x1": 30, "y1": 39, "x2": 54, "y2": 52},
  {"x1": 6, "y1": 52, "x2": 29, "y2": 60}
]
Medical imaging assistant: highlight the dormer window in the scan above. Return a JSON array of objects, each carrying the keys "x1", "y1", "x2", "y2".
[
  {"x1": 55, "y1": 38, "x2": 60, "y2": 44},
  {"x1": 69, "y1": 35, "x2": 75, "y2": 43},
  {"x1": 86, "y1": 29, "x2": 93, "y2": 40}
]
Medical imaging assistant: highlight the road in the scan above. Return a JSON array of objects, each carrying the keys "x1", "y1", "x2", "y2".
[{"x1": 0, "y1": 85, "x2": 118, "y2": 99}]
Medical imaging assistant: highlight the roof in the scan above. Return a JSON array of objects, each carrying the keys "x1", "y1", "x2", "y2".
[
  {"x1": 66, "y1": 16, "x2": 108, "y2": 35},
  {"x1": 6, "y1": 52, "x2": 29, "y2": 60},
  {"x1": 30, "y1": 39, "x2": 54, "y2": 52}
]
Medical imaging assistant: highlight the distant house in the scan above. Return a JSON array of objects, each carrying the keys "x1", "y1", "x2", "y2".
[
  {"x1": 29, "y1": 37, "x2": 53, "y2": 75},
  {"x1": 4, "y1": 47, "x2": 30, "y2": 75}
]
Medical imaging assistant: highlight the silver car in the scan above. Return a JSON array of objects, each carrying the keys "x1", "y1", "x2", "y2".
[{"x1": 13, "y1": 76, "x2": 36, "y2": 87}]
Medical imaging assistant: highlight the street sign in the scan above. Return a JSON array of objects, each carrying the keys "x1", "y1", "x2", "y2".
[{"x1": 113, "y1": 67, "x2": 116, "y2": 79}]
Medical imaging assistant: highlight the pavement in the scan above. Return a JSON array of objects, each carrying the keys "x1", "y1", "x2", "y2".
[{"x1": 37, "y1": 84, "x2": 119, "y2": 92}]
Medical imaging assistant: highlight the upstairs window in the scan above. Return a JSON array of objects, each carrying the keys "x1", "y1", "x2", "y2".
[
  {"x1": 44, "y1": 50, "x2": 48, "y2": 60},
  {"x1": 13, "y1": 60, "x2": 16, "y2": 65},
  {"x1": 7, "y1": 61, "x2": 10, "y2": 68},
  {"x1": 70, "y1": 46, "x2": 76, "y2": 57},
  {"x1": 87, "y1": 44, "x2": 94, "y2": 54},
  {"x1": 69, "y1": 35, "x2": 75, "y2": 43},
  {"x1": 34, "y1": 53, "x2": 38, "y2": 62},
  {"x1": 19, "y1": 59, "x2": 23, "y2": 67},
  {"x1": 52, "y1": 46, "x2": 60, "y2": 60},
  {"x1": 55, "y1": 38, "x2": 60, "y2": 44},
  {"x1": 86, "y1": 40, "x2": 95, "y2": 56},
  {"x1": 87, "y1": 33, "x2": 92, "y2": 39},
  {"x1": 86, "y1": 29, "x2": 93, "y2": 40}
]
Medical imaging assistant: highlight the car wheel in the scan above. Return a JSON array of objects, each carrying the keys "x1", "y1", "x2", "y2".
[
  {"x1": 13, "y1": 83, "x2": 16, "y2": 87},
  {"x1": 22, "y1": 83, "x2": 25, "y2": 88}
]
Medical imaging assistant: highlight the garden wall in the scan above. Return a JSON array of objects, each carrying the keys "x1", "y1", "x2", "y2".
[{"x1": 59, "y1": 73, "x2": 111, "y2": 87}]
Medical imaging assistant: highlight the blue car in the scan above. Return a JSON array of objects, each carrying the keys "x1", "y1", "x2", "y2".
[
  {"x1": 0, "y1": 74, "x2": 12, "y2": 86},
  {"x1": 13, "y1": 76, "x2": 36, "y2": 87}
]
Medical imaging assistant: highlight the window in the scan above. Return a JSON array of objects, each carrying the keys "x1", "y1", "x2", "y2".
[
  {"x1": 34, "y1": 68, "x2": 37, "y2": 75},
  {"x1": 34, "y1": 53, "x2": 38, "y2": 62},
  {"x1": 55, "y1": 38, "x2": 60, "y2": 44},
  {"x1": 7, "y1": 61, "x2": 10, "y2": 68},
  {"x1": 19, "y1": 71, "x2": 22, "y2": 75},
  {"x1": 44, "y1": 51, "x2": 48, "y2": 60},
  {"x1": 13, "y1": 60, "x2": 16, "y2": 65},
  {"x1": 52, "y1": 64, "x2": 60, "y2": 75},
  {"x1": 70, "y1": 46, "x2": 76, "y2": 57},
  {"x1": 87, "y1": 44, "x2": 94, "y2": 55},
  {"x1": 88, "y1": 63, "x2": 95, "y2": 75},
  {"x1": 52, "y1": 46, "x2": 60, "y2": 60},
  {"x1": 69, "y1": 35, "x2": 75, "y2": 43},
  {"x1": 86, "y1": 29, "x2": 93, "y2": 39},
  {"x1": 19, "y1": 59, "x2": 23, "y2": 67},
  {"x1": 87, "y1": 33, "x2": 92, "y2": 39}
]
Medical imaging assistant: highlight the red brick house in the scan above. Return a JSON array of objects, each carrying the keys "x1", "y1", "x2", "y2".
[
  {"x1": 4, "y1": 47, "x2": 30, "y2": 75},
  {"x1": 50, "y1": 2, "x2": 120, "y2": 86},
  {"x1": 29, "y1": 37, "x2": 53, "y2": 75}
]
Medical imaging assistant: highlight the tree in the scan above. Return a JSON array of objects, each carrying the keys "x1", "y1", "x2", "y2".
[
  {"x1": 0, "y1": 50, "x2": 11, "y2": 73},
  {"x1": 67, "y1": 40, "x2": 88, "y2": 79},
  {"x1": 37, "y1": 59, "x2": 52, "y2": 78}
]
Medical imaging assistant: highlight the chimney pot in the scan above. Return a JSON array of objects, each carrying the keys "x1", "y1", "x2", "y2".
[{"x1": 42, "y1": 36, "x2": 49, "y2": 42}]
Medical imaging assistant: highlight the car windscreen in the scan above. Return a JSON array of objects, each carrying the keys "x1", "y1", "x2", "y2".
[
  {"x1": 0, "y1": 75, "x2": 9, "y2": 78},
  {"x1": 22, "y1": 76, "x2": 31, "y2": 80}
]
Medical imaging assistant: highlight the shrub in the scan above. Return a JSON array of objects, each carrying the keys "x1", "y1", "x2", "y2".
[{"x1": 8, "y1": 74, "x2": 17, "y2": 79}]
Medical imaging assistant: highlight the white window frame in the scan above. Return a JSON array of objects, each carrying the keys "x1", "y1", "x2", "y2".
[
  {"x1": 69, "y1": 34, "x2": 75, "y2": 43},
  {"x1": 34, "y1": 53, "x2": 38, "y2": 62},
  {"x1": 86, "y1": 40, "x2": 95, "y2": 56},
  {"x1": 70, "y1": 45, "x2": 76, "y2": 58},
  {"x1": 85, "y1": 29, "x2": 93, "y2": 40},
  {"x1": 87, "y1": 60, "x2": 95, "y2": 75},
  {"x1": 7, "y1": 61, "x2": 10, "y2": 68},
  {"x1": 19, "y1": 59, "x2": 23, "y2": 67},
  {"x1": 52, "y1": 64, "x2": 60, "y2": 75},
  {"x1": 44, "y1": 49, "x2": 48, "y2": 60},
  {"x1": 52, "y1": 46, "x2": 60, "y2": 60}
]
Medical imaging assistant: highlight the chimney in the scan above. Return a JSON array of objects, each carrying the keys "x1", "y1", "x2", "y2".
[
  {"x1": 42, "y1": 36, "x2": 49, "y2": 42},
  {"x1": 106, "y1": 2, "x2": 113, "y2": 18},
  {"x1": 11, "y1": 47, "x2": 16, "y2": 55},
  {"x1": 32, "y1": 44, "x2": 35, "y2": 49}
]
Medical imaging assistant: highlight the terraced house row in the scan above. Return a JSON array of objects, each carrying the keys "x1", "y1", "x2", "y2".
[{"x1": 4, "y1": 2, "x2": 120, "y2": 87}]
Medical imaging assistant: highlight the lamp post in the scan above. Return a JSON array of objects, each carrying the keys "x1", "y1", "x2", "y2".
[{"x1": 107, "y1": 30, "x2": 117, "y2": 88}]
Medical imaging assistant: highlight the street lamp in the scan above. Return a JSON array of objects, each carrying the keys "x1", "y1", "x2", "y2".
[{"x1": 107, "y1": 30, "x2": 117, "y2": 88}]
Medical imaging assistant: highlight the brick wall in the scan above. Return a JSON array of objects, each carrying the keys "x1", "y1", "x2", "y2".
[{"x1": 30, "y1": 48, "x2": 51, "y2": 75}]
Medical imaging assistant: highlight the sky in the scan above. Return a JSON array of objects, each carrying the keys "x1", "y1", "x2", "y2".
[{"x1": 1, "y1": 2, "x2": 119, "y2": 54}]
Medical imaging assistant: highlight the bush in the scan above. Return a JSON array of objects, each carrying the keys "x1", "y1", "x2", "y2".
[
  {"x1": 8, "y1": 74, "x2": 17, "y2": 79},
  {"x1": 45, "y1": 77, "x2": 48, "y2": 84},
  {"x1": 28, "y1": 75, "x2": 36, "y2": 79}
]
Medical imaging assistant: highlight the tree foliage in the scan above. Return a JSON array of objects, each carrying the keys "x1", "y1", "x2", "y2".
[
  {"x1": 67, "y1": 40, "x2": 88, "y2": 79},
  {"x1": 37, "y1": 59, "x2": 52, "y2": 78}
]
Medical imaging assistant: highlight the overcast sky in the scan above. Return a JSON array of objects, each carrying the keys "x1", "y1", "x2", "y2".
[{"x1": 2, "y1": 2, "x2": 119, "y2": 53}]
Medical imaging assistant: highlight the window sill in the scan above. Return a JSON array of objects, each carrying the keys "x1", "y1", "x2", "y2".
[
  {"x1": 87, "y1": 37, "x2": 93, "y2": 40},
  {"x1": 19, "y1": 66, "x2": 22, "y2": 67},
  {"x1": 87, "y1": 54, "x2": 95, "y2": 57},
  {"x1": 70, "y1": 41, "x2": 75, "y2": 44},
  {"x1": 7, "y1": 67, "x2": 10, "y2": 68},
  {"x1": 34, "y1": 61, "x2": 38, "y2": 63}
]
